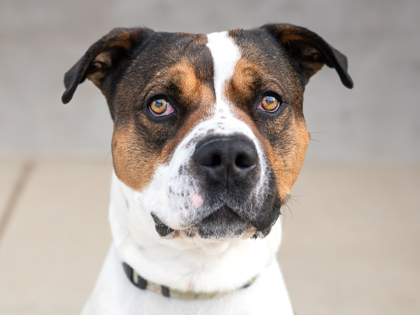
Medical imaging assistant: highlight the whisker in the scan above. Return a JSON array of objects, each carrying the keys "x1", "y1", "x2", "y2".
[
  {"x1": 288, "y1": 195, "x2": 308, "y2": 215},
  {"x1": 104, "y1": 150, "x2": 112, "y2": 166}
]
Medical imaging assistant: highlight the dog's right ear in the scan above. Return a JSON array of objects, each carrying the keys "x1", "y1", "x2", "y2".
[{"x1": 62, "y1": 27, "x2": 151, "y2": 104}]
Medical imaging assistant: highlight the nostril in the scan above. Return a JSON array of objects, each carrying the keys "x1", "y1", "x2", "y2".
[
  {"x1": 235, "y1": 153, "x2": 254, "y2": 168},
  {"x1": 202, "y1": 153, "x2": 222, "y2": 167}
]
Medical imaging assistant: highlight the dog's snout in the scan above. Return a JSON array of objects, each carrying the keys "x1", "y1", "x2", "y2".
[{"x1": 193, "y1": 136, "x2": 258, "y2": 184}]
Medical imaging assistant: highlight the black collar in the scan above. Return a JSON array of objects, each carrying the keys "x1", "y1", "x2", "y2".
[{"x1": 122, "y1": 262, "x2": 257, "y2": 300}]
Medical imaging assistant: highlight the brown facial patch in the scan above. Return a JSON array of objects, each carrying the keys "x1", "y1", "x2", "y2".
[
  {"x1": 112, "y1": 122, "x2": 163, "y2": 192},
  {"x1": 112, "y1": 100, "x2": 214, "y2": 192},
  {"x1": 267, "y1": 116, "x2": 310, "y2": 199},
  {"x1": 226, "y1": 59, "x2": 263, "y2": 110},
  {"x1": 170, "y1": 62, "x2": 203, "y2": 98}
]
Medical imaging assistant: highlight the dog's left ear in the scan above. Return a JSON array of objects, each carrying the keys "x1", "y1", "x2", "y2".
[
  {"x1": 62, "y1": 27, "x2": 152, "y2": 104},
  {"x1": 262, "y1": 24, "x2": 353, "y2": 88}
]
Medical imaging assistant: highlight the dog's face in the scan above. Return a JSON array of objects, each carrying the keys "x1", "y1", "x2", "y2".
[{"x1": 63, "y1": 24, "x2": 352, "y2": 241}]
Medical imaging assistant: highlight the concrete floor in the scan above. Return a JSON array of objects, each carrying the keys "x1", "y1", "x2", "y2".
[{"x1": 0, "y1": 158, "x2": 418, "y2": 314}]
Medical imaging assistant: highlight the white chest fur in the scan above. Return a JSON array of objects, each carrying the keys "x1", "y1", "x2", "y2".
[{"x1": 80, "y1": 172, "x2": 293, "y2": 314}]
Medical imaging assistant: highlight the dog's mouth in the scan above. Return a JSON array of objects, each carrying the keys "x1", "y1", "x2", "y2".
[{"x1": 151, "y1": 205, "x2": 273, "y2": 240}]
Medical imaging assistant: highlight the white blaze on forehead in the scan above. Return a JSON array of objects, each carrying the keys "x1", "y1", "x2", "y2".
[{"x1": 206, "y1": 31, "x2": 240, "y2": 112}]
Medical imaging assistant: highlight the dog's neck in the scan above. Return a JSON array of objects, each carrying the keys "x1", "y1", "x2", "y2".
[{"x1": 108, "y1": 171, "x2": 283, "y2": 293}]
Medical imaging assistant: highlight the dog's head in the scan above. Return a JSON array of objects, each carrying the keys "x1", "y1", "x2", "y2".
[{"x1": 63, "y1": 24, "x2": 352, "y2": 241}]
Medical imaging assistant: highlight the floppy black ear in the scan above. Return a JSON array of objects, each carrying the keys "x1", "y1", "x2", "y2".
[
  {"x1": 262, "y1": 24, "x2": 353, "y2": 89},
  {"x1": 62, "y1": 27, "x2": 151, "y2": 104}
]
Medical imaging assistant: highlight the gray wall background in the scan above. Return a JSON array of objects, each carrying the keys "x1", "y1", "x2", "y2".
[{"x1": 1, "y1": 0, "x2": 419, "y2": 163}]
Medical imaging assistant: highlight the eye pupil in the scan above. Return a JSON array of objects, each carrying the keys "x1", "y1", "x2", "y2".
[
  {"x1": 154, "y1": 100, "x2": 165, "y2": 107},
  {"x1": 266, "y1": 96, "x2": 275, "y2": 104}
]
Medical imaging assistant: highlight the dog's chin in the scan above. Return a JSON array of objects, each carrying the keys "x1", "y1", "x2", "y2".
[
  {"x1": 195, "y1": 205, "x2": 248, "y2": 239},
  {"x1": 151, "y1": 206, "x2": 274, "y2": 241}
]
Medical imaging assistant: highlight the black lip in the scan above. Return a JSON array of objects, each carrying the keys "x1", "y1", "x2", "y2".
[
  {"x1": 151, "y1": 213, "x2": 174, "y2": 237},
  {"x1": 151, "y1": 198, "x2": 281, "y2": 239},
  {"x1": 201, "y1": 205, "x2": 244, "y2": 224},
  {"x1": 197, "y1": 205, "x2": 246, "y2": 239}
]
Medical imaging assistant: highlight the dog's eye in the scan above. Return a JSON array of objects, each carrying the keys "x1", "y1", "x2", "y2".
[
  {"x1": 149, "y1": 98, "x2": 174, "y2": 116},
  {"x1": 258, "y1": 95, "x2": 280, "y2": 112}
]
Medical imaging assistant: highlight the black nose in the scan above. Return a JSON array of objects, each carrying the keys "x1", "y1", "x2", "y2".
[{"x1": 193, "y1": 135, "x2": 259, "y2": 185}]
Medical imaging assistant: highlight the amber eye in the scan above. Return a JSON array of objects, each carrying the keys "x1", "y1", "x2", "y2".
[
  {"x1": 150, "y1": 98, "x2": 168, "y2": 115},
  {"x1": 260, "y1": 95, "x2": 280, "y2": 112},
  {"x1": 149, "y1": 98, "x2": 175, "y2": 117},
  {"x1": 148, "y1": 97, "x2": 174, "y2": 117}
]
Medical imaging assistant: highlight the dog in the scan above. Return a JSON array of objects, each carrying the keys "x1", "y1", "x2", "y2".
[{"x1": 62, "y1": 23, "x2": 353, "y2": 314}]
